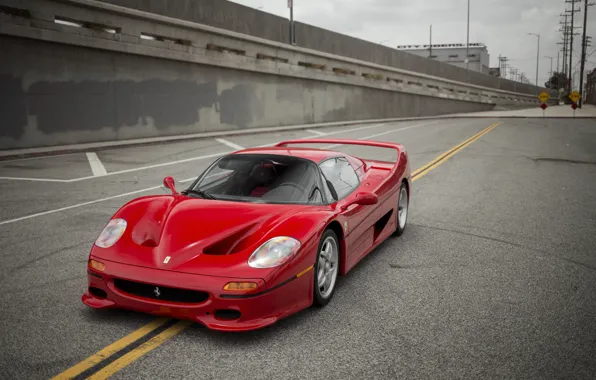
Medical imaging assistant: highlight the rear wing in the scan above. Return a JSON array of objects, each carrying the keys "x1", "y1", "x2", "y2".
[
  {"x1": 275, "y1": 138, "x2": 403, "y2": 154},
  {"x1": 274, "y1": 139, "x2": 405, "y2": 171}
]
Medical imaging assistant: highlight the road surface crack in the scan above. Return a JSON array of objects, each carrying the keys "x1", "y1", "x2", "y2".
[{"x1": 530, "y1": 157, "x2": 596, "y2": 165}]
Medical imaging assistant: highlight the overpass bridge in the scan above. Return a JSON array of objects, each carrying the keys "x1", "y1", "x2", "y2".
[{"x1": 0, "y1": 0, "x2": 558, "y2": 152}]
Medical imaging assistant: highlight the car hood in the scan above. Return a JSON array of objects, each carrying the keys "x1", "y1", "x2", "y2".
[{"x1": 91, "y1": 195, "x2": 319, "y2": 277}]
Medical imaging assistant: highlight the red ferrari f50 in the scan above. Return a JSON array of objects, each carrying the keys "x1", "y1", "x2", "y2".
[{"x1": 82, "y1": 139, "x2": 411, "y2": 331}]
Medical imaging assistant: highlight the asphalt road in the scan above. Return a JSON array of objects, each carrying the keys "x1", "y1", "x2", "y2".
[{"x1": 1, "y1": 116, "x2": 595, "y2": 380}]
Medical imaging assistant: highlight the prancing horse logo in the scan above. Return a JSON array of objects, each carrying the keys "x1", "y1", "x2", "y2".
[{"x1": 154, "y1": 287, "x2": 161, "y2": 298}]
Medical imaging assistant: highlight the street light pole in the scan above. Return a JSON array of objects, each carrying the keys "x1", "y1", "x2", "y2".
[
  {"x1": 466, "y1": 0, "x2": 470, "y2": 80},
  {"x1": 288, "y1": 0, "x2": 295, "y2": 45},
  {"x1": 528, "y1": 33, "x2": 540, "y2": 86},
  {"x1": 429, "y1": 24, "x2": 432, "y2": 58}
]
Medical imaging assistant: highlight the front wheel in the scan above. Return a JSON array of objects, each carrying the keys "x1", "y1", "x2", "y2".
[
  {"x1": 393, "y1": 182, "x2": 409, "y2": 237},
  {"x1": 313, "y1": 229, "x2": 340, "y2": 307}
]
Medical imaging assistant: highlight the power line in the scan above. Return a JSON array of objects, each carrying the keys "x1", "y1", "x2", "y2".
[{"x1": 579, "y1": 0, "x2": 595, "y2": 106}]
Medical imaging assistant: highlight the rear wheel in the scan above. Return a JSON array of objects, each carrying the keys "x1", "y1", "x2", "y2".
[
  {"x1": 313, "y1": 229, "x2": 340, "y2": 307},
  {"x1": 393, "y1": 182, "x2": 409, "y2": 237}
]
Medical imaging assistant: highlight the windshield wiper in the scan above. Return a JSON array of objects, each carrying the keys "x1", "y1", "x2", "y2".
[{"x1": 183, "y1": 189, "x2": 217, "y2": 200}]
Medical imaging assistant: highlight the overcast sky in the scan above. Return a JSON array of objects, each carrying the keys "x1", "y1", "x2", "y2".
[{"x1": 229, "y1": 0, "x2": 596, "y2": 88}]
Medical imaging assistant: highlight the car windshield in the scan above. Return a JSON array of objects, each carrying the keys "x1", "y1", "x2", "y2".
[{"x1": 190, "y1": 154, "x2": 326, "y2": 205}]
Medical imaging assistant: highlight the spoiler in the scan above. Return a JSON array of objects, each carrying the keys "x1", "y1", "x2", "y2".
[
  {"x1": 274, "y1": 139, "x2": 403, "y2": 155},
  {"x1": 274, "y1": 139, "x2": 405, "y2": 172}
]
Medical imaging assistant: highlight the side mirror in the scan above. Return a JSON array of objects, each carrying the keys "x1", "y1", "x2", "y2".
[
  {"x1": 340, "y1": 192, "x2": 378, "y2": 211},
  {"x1": 163, "y1": 176, "x2": 178, "y2": 195}
]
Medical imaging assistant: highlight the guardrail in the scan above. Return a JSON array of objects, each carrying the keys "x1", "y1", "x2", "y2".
[{"x1": 0, "y1": 0, "x2": 558, "y2": 106}]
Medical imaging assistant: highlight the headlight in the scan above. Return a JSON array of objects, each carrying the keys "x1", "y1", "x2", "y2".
[
  {"x1": 248, "y1": 236, "x2": 301, "y2": 268},
  {"x1": 95, "y1": 219, "x2": 127, "y2": 248}
]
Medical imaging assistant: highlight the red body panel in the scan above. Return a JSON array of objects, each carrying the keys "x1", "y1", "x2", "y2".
[
  {"x1": 83, "y1": 139, "x2": 411, "y2": 331},
  {"x1": 83, "y1": 256, "x2": 313, "y2": 331}
]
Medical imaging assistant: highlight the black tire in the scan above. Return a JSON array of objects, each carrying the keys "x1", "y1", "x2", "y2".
[
  {"x1": 313, "y1": 229, "x2": 340, "y2": 307},
  {"x1": 393, "y1": 181, "x2": 409, "y2": 237}
]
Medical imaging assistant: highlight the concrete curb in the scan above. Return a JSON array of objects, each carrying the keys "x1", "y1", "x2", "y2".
[
  {"x1": 1, "y1": 113, "x2": 594, "y2": 160},
  {"x1": 0, "y1": 115, "x2": 464, "y2": 160}
]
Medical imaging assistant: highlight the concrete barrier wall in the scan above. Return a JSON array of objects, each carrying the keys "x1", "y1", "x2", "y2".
[
  {"x1": 97, "y1": 0, "x2": 546, "y2": 96},
  {"x1": 0, "y1": 35, "x2": 495, "y2": 150},
  {"x1": 0, "y1": 0, "x2": 555, "y2": 150}
]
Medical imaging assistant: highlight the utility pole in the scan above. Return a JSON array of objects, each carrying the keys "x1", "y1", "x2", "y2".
[
  {"x1": 545, "y1": 56, "x2": 554, "y2": 78},
  {"x1": 560, "y1": 13, "x2": 568, "y2": 75},
  {"x1": 579, "y1": 1, "x2": 594, "y2": 107},
  {"x1": 566, "y1": 0, "x2": 581, "y2": 90}
]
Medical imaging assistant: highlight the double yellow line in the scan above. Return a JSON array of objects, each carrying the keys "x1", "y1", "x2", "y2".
[
  {"x1": 51, "y1": 318, "x2": 189, "y2": 380},
  {"x1": 411, "y1": 122, "x2": 501, "y2": 182},
  {"x1": 51, "y1": 121, "x2": 501, "y2": 379}
]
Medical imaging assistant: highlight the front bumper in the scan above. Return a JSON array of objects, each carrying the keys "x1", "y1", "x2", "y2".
[{"x1": 82, "y1": 256, "x2": 313, "y2": 332}]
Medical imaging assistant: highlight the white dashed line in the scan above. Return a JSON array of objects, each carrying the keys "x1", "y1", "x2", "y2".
[
  {"x1": 215, "y1": 138, "x2": 245, "y2": 151},
  {"x1": 86, "y1": 152, "x2": 108, "y2": 176},
  {"x1": 306, "y1": 129, "x2": 326, "y2": 136},
  {"x1": 324, "y1": 121, "x2": 439, "y2": 149}
]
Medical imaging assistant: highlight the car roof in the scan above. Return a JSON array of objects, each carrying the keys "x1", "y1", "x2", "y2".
[{"x1": 230, "y1": 147, "x2": 346, "y2": 163}]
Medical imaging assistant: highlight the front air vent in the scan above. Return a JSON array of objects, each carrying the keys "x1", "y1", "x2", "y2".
[{"x1": 114, "y1": 278, "x2": 209, "y2": 303}]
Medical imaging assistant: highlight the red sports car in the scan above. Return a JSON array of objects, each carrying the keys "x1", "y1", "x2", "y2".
[{"x1": 82, "y1": 139, "x2": 411, "y2": 331}]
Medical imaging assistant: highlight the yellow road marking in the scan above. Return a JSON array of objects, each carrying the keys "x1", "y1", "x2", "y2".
[
  {"x1": 86, "y1": 320, "x2": 193, "y2": 380},
  {"x1": 51, "y1": 121, "x2": 501, "y2": 379},
  {"x1": 412, "y1": 122, "x2": 501, "y2": 182},
  {"x1": 50, "y1": 317, "x2": 170, "y2": 380}
]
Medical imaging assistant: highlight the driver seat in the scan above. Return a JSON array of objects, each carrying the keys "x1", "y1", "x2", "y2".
[{"x1": 248, "y1": 163, "x2": 276, "y2": 197}]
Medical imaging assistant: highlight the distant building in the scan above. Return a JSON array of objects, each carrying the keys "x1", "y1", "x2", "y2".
[
  {"x1": 397, "y1": 43, "x2": 490, "y2": 74},
  {"x1": 585, "y1": 68, "x2": 596, "y2": 105}
]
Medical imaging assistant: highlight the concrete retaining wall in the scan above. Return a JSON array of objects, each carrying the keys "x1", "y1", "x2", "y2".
[
  {"x1": 97, "y1": 0, "x2": 545, "y2": 96},
  {"x1": 0, "y1": 0, "x2": 555, "y2": 150}
]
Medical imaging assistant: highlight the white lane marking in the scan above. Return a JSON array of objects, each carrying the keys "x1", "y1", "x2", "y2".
[
  {"x1": 86, "y1": 152, "x2": 108, "y2": 176},
  {"x1": 66, "y1": 152, "x2": 230, "y2": 183},
  {"x1": 0, "y1": 186, "x2": 161, "y2": 226},
  {"x1": 306, "y1": 129, "x2": 326, "y2": 136},
  {"x1": 257, "y1": 122, "x2": 388, "y2": 148},
  {"x1": 323, "y1": 121, "x2": 440, "y2": 149},
  {"x1": 0, "y1": 175, "x2": 199, "y2": 226},
  {"x1": 0, "y1": 176, "x2": 70, "y2": 182},
  {"x1": 0, "y1": 120, "x2": 439, "y2": 226},
  {"x1": 0, "y1": 152, "x2": 78, "y2": 163},
  {"x1": 0, "y1": 151, "x2": 233, "y2": 183},
  {"x1": 215, "y1": 138, "x2": 245, "y2": 151}
]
